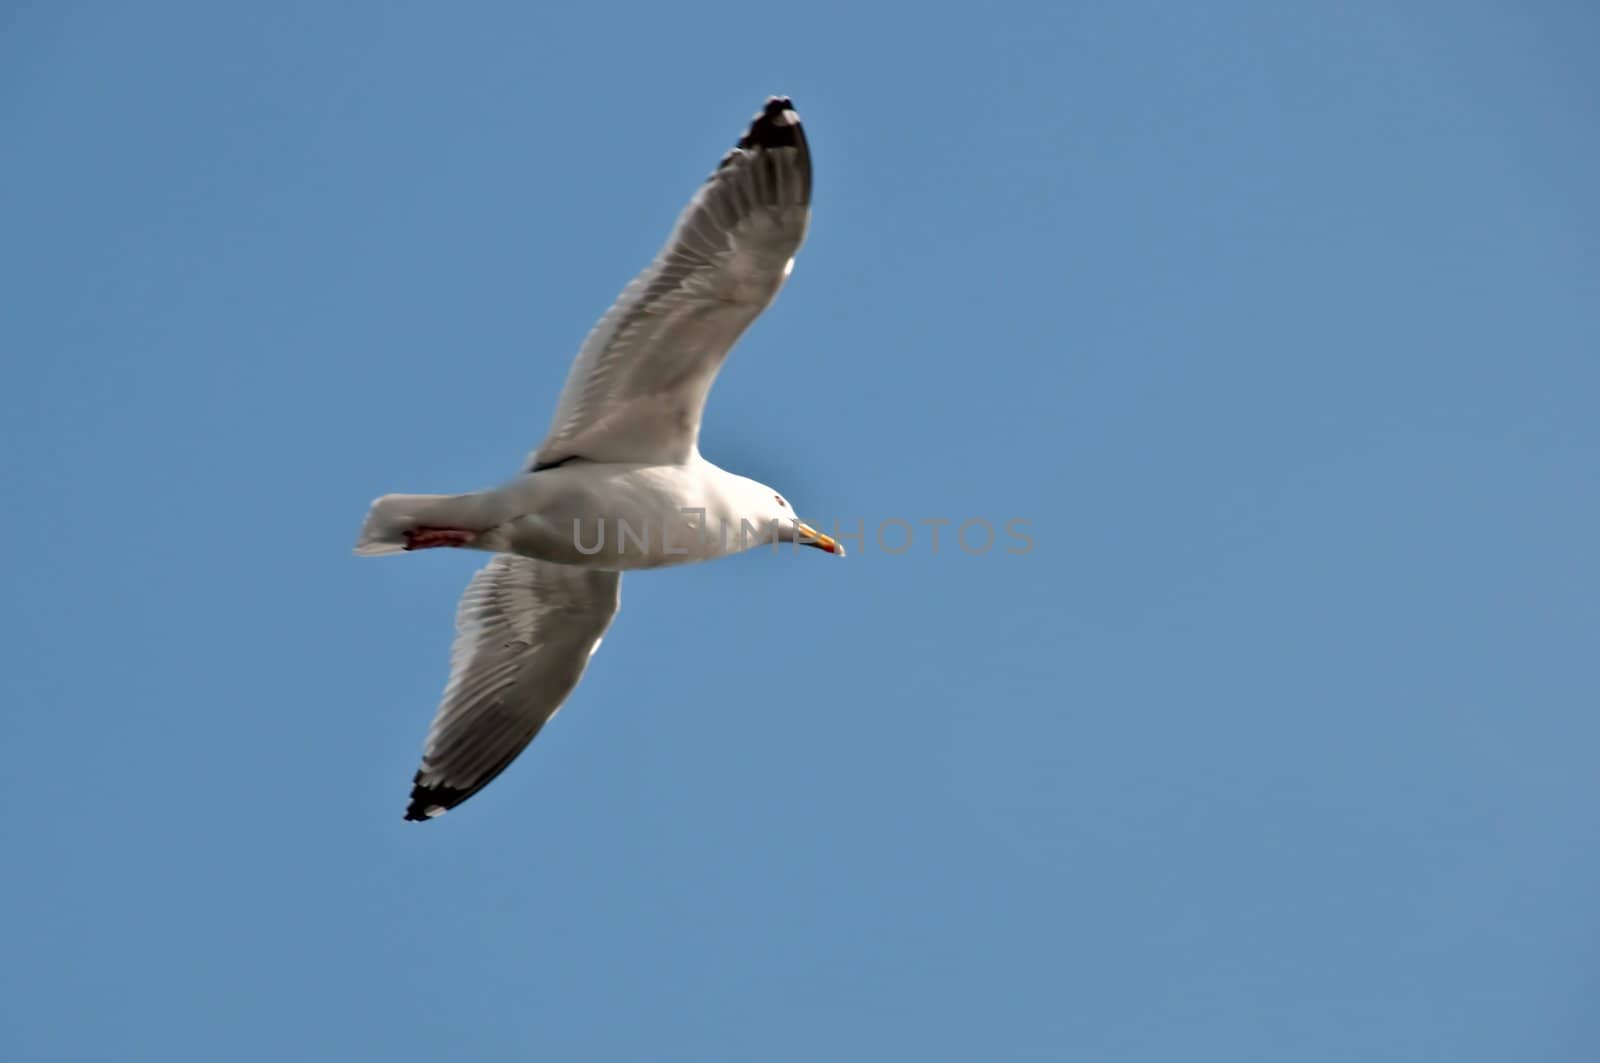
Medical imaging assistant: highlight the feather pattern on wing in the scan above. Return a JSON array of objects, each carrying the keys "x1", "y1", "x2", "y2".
[
  {"x1": 404, "y1": 555, "x2": 621, "y2": 820},
  {"x1": 529, "y1": 97, "x2": 811, "y2": 470}
]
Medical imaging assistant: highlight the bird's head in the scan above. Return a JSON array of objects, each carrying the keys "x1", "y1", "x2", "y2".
[{"x1": 738, "y1": 479, "x2": 845, "y2": 556}]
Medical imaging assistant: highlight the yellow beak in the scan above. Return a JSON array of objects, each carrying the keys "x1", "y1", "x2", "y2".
[{"x1": 796, "y1": 521, "x2": 846, "y2": 556}]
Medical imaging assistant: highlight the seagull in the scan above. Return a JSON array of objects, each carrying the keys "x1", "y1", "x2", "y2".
[{"x1": 355, "y1": 96, "x2": 842, "y2": 822}]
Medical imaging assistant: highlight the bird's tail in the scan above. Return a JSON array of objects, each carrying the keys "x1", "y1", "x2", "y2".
[{"x1": 353, "y1": 492, "x2": 482, "y2": 556}]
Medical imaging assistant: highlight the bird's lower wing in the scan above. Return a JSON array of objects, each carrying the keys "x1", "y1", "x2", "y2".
[{"x1": 405, "y1": 556, "x2": 621, "y2": 821}]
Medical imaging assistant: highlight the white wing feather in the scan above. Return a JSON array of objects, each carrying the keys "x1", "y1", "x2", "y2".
[
  {"x1": 404, "y1": 556, "x2": 621, "y2": 820},
  {"x1": 530, "y1": 98, "x2": 811, "y2": 469}
]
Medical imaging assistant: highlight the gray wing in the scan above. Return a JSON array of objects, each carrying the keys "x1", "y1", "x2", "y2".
[
  {"x1": 529, "y1": 96, "x2": 811, "y2": 470},
  {"x1": 404, "y1": 555, "x2": 621, "y2": 821}
]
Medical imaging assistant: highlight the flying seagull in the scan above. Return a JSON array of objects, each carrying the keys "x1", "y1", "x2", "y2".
[{"x1": 355, "y1": 96, "x2": 842, "y2": 821}]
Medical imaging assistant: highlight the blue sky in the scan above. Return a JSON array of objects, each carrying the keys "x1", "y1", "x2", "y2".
[{"x1": 4, "y1": 1, "x2": 1597, "y2": 1059}]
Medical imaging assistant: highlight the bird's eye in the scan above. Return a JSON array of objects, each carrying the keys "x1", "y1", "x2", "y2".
[{"x1": 775, "y1": 495, "x2": 787, "y2": 508}]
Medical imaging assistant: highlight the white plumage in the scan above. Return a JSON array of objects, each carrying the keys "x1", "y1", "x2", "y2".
[{"x1": 355, "y1": 97, "x2": 842, "y2": 821}]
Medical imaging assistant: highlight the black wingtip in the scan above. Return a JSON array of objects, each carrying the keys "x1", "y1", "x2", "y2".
[
  {"x1": 402, "y1": 743, "x2": 531, "y2": 822},
  {"x1": 736, "y1": 95, "x2": 804, "y2": 151},
  {"x1": 403, "y1": 775, "x2": 461, "y2": 822}
]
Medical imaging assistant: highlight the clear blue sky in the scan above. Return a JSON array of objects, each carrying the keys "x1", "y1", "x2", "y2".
[{"x1": 4, "y1": 2, "x2": 1596, "y2": 1059}]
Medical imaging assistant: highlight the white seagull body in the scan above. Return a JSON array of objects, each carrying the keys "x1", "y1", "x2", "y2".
[{"x1": 354, "y1": 97, "x2": 842, "y2": 821}]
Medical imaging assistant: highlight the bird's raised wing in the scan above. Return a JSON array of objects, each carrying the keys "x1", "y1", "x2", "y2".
[
  {"x1": 529, "y1": 96, "x2": 811, "y2": 470},
  {"x1": 405, "y1": 555, "x2": 621, "y2": 821}
]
